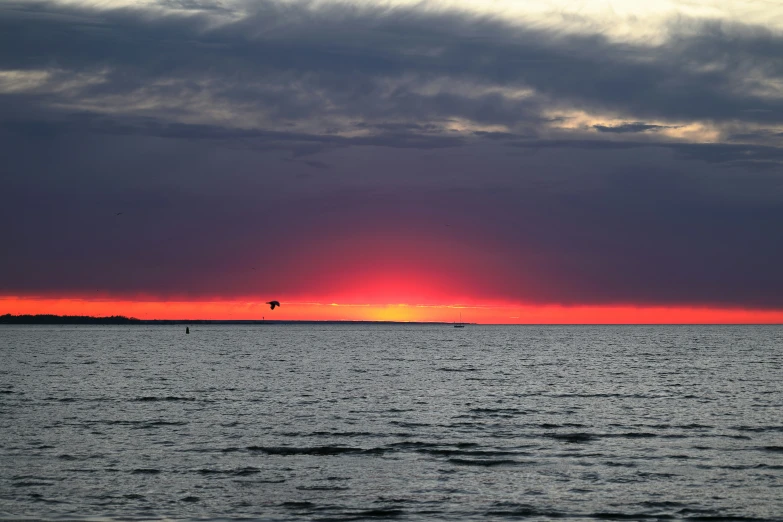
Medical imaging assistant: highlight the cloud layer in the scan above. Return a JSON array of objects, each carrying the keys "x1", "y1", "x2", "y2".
[{"x1": 2, "y1": 0, "x2": 782, "y2": 309}]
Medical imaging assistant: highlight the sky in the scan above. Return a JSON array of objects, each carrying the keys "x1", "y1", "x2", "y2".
[{"x1": 2, "y1": 0, "x2": 783, "y2": 323}]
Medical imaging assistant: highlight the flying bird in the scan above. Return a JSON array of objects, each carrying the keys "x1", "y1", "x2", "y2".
[
  {"x1": 266, "y1": 301, "x2": 280, "y2": 310},
  {"x1": 115, "y1": 212, "x2": 123, "y2": 216}
]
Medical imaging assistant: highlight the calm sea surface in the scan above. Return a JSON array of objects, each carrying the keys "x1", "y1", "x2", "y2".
[{"x1": 1, "y1": 325, "x2": 782, "y2": 521}]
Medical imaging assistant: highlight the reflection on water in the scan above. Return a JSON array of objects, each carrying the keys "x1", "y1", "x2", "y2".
[{"x1": 1, "y1": 325, "x2": 782, "y2": 520}]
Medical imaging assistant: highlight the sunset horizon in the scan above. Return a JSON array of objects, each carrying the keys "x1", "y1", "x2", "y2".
[{"x1": 5, "y1": 296, "x2": 783, "y2": 324}]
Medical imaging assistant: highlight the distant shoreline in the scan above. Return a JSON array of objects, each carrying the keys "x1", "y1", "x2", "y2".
[
  {"x1": 3, "y1": 314, "x2": 777, "y2": 326},
  {"x1": 0, "y1": 314, "x2": 452, "y2": 325}
]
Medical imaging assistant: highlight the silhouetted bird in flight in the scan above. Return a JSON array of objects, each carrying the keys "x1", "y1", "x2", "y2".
[
  {"x1": 266, "y1": 301, "x2": 280, "y2": 310},
  {"x1": 115, "y1": 212, "x2": 123, "y2": 216}
]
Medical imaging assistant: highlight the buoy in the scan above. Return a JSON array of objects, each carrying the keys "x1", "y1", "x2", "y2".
[{"x1": 186, "y1": 327, "x2": 190, "y2": 334}]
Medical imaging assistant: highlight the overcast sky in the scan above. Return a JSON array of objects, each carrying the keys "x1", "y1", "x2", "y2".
[{"x1": 2, "y1": 0, "x2": 782, "y2": 311}]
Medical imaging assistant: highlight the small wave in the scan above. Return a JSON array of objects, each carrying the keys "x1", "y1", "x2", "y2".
[
  {"x1": 607, "y1": 432, "x2": 659, "y2": 439},
  {"x1": 470, "y1": 407, "x2": 524, "y2": 414},
  {"x1": 373, "y1": 497, "x2": 414, "y2": 504},
  {"x1": 27, "y1": 493, "x2": 66, "y2": 504},
  {"x1": 604, "y1": 461, "x2": 636, "y2": 468},
  {"x1": 676, "y1": 508, "x2": 767, "y2": 521},
  {"x1": 423, "y1": 448, "x2": 527, "y2": 458},
  {"x1": 131, "y1": 420, "x2": 188, "y2": 429},
  {"x1": 57, "y1": 454, "x2": 80, "y2": 461},
  {"x1": 133, "y1": 396, "x2": 197, "y2": 402},
  {"x1": 281, "y1": 501, "x2": 316, "y2": 509},
  {"x1": 182, "y1": 445, "x2": 239, "y2": 453},
  {"x1": 234, "y1": 478, "x2": 286, "y2": 484},
  {"x1": 181, "y1": 495, "x2": 200, "y2": 502},
  {"x1": 448, "y1": 458, "x2": 521, "y2": 467},
  {"x1": 549, "y1": 393, "x2": 654, "y2": 399},
  {"x1": 641, "y1": 501, "x2": 686, "y2": 509},
  {"x1": 196, "y1": 467, "x2": 260, "y2": 476},
  {"x1": 308, "y1": 430, "x2": 379, "y2": 438},
  {"x1": 320, "y1": 508, "x2": 404, "y2": 519},
  {"x1": 389, "y1": 421, "x2": 431, "y2": 428},
  {"x1": 548, "y1": 433, "x2": 596, "y2": 443},
  {"x1": 733, "y1": 425, "x2": 783, "y2": 433},
  {"x1": 760, "y1": 445, "x2": 783, "y2": 453},
  {"x1": 591, "y1": 513, "x2": 673, "y2": 520},
  {"x1": 246, "y1": 445, "x2": 382, "y2": 456},
  {"x1": 387, "y1": 441, "x2": 440, "y2": 451},
  {"x1": 131, "y1": 468, "x2": 161, "y2": 474},
  {"x1": 677, "y1": 423, "x2": 713, "y2": 430},
  {"x1": 539, "y1": 422, "x2": 586, "y2": 429},
  {"x1": 296, "y1": 485, "x2": 350, "y2": 491},
  {"x1": 716, "y1": 463, "x2": 783, "y2": 470},
  {"x1": 679, "y1": 518, "x2": 768, "y2": 522},
  {"x1": 462, "y1": 408, "x2": 527, "y2": 418},
  {"x1": 94, "y1": 419, "x2": 187, "y2": 427},
  {"x1": 486, "y1": 503, "x2": 561, "y2": 517}
]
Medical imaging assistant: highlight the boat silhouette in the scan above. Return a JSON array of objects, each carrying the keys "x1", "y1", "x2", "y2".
[{"x1": 454, "y1": 312, "x2": 465, "y2": 328}]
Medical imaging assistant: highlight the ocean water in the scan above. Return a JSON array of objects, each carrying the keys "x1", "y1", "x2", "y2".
[{"x1": 0, "y1": 324, "x2": 782, "y2": 521}]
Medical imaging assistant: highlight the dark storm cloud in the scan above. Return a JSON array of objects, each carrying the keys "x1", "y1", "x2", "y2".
[
  {"x1": 3, "y1": 0, "x2": 783, "y2": 134},
  {"x1": 1, "y1": 0, "x2": 783, "y2": 309},
  {"x1": 593, "y1": 122, "x2": 670, "y2": 133},
  {"x1": 669, "y1": 143, "x2": 783, "y2": 167},
  {"x1": 510, "y1": 139, "x2": 783, "y2": 170},
  {"x1": 0, "y1": 104, "x2": 466, "y2": 155}
]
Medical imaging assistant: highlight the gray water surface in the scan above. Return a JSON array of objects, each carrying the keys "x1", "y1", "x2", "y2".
[{"x1": 1, "y1": 325, "x2": 782, "y2": 520}]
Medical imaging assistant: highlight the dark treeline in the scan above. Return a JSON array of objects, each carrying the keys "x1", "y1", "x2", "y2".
[
  {"x1": 0, "y1": 314, "x2": 448, "y2": 325},
  {"x1": 0, "y1": 314, "x2": 141, "y2": 324}
]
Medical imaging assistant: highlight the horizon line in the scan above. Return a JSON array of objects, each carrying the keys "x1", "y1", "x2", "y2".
[{"x1": 1, "y1": 313, "x2": 781, "y2": 326}]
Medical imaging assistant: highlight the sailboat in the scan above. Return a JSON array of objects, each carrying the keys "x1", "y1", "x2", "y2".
[{"x1": 454, "y1": 312, "x2": 465, "y2": 328}]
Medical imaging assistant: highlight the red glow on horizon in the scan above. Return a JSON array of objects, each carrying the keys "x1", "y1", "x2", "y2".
[{"x1": 2, "y1": 296, "x2": 783, "y2": 324}]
